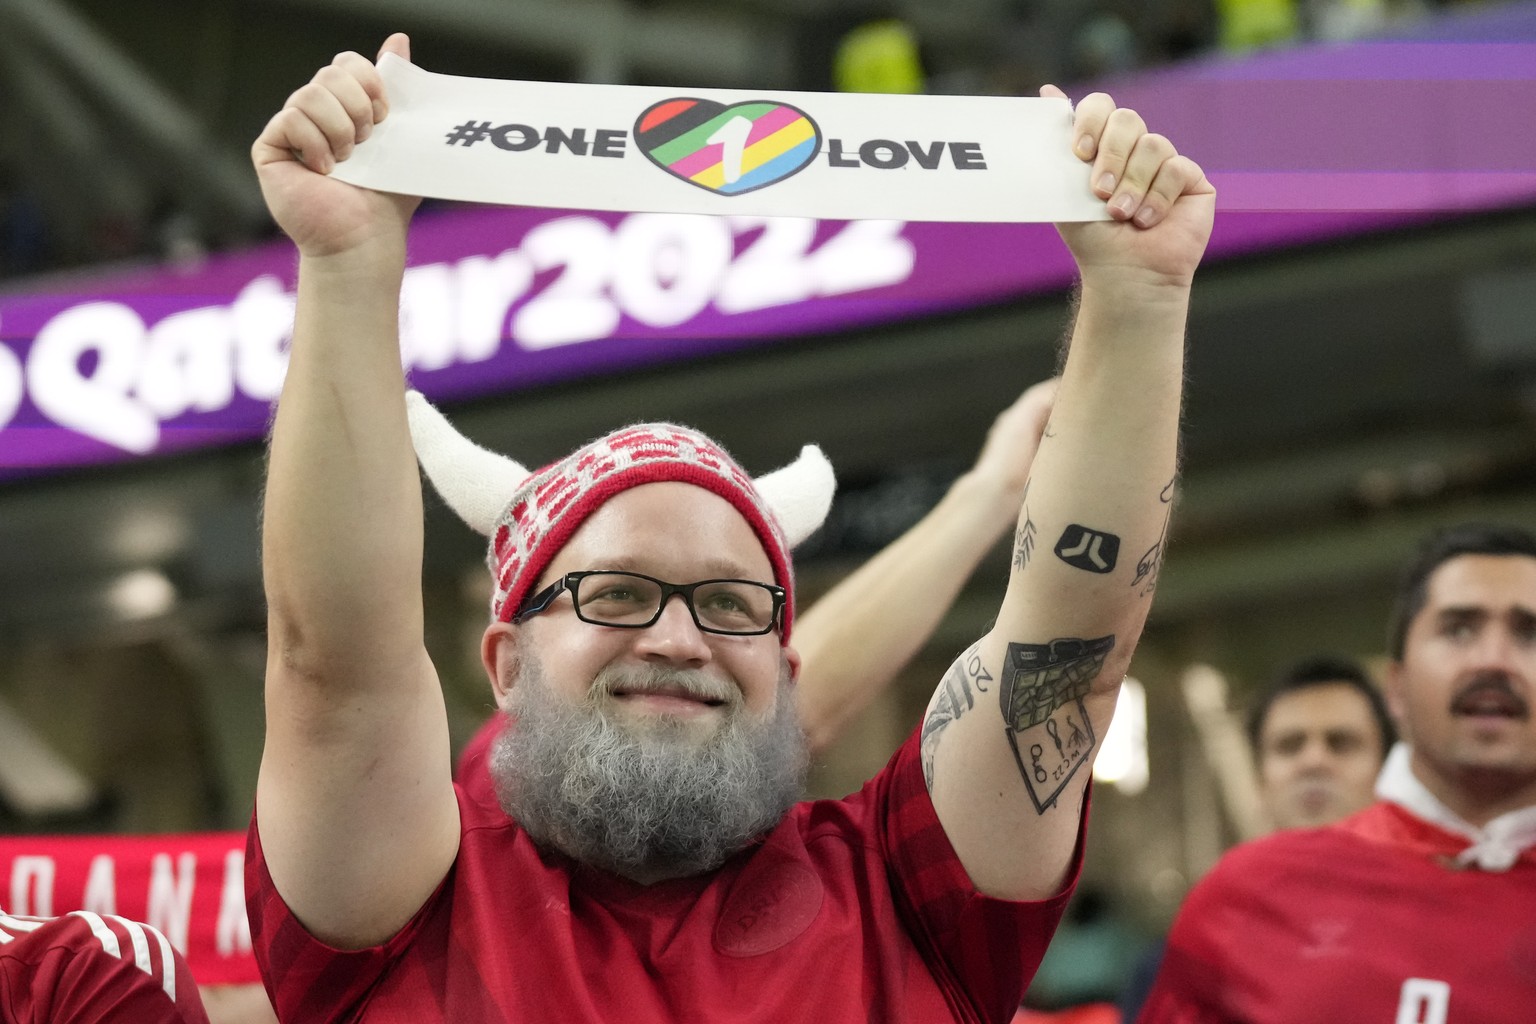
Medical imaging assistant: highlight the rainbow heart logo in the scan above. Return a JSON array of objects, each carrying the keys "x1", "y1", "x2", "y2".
[{"x1": 634, "y1": 98, "x2": 821, "y2": 196}]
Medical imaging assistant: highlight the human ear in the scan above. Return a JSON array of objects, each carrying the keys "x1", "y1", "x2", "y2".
[
  {"x1": 782, "y1": 642, "x2": 802, "y2": 684},
  {"x1": 481, "y1": 622, "x2": 519, "y2": 708}
]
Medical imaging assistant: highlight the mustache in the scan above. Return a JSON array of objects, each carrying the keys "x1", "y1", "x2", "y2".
[
  {"x1": 588, "y1": 664, "x2": 741, "y2": 707},
  {"x1": 1450, "y1": 672, "x2": 1531, "y2": 717}
]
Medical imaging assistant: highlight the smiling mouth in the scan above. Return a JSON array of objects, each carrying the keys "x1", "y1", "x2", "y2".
[{"x1": 613, "y1": 688, "x2": 727, "y2": 708}]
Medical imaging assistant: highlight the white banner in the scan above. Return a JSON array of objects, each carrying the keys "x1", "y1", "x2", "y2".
[{"x1": 331, "y1": 55, "x2": 1110, "y2": 223}]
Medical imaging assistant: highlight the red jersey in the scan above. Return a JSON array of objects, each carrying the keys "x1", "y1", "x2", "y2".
[
  {"x1": 249, "y1": 729, "x2": 1080, "y2": 1023},
  {"x1": 0, "y1": 908, "x2": 211, "y2": 1023},
  {"x1": 1139, "y1": 801, "x2": 1536, "y2": 1023},
  {"x1": 453, "y1": 714, "x2": 501, "y2": 803}
]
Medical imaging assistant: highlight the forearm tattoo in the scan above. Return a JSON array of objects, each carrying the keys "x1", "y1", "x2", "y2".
[
  {"x1": 920, "y1": 642, "x2": 993, "y2": 791},
  {"x1": 1012, "y1": 482, "x2": 1036, "y2": 574},
  {"x1": 1132, "y1": 477, "x2": 1176, "y2": 597},
  {"x1": 999, "y1": 636, "x2": 1114, "y2": 813},
  {"x1": 1053, "y1": 524, "x2": 1120, "y2": 574}
]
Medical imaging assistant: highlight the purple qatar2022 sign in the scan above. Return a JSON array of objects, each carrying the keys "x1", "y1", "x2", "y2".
[{"x1": 1, "y1": 1, "x2": 1534, "y2": 479}]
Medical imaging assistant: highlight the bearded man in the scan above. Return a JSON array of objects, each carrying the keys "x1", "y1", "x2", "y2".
[{"x1": 246, "y1": 33, "x2": 1214, "y2": 1023}]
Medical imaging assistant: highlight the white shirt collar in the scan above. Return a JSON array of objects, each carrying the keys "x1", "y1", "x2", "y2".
[{"x1": 1375, "y1": 742, "x2": 1536, "y2": 871}]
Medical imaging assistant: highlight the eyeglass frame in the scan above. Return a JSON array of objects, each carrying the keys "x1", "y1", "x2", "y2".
[{"x1": 511, "y1": 569, "x2": 787, "y2": 636}]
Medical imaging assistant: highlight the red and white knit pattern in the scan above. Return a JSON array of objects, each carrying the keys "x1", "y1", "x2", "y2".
[{"x1": 488, "y1": 424, "x2": 796, "y2": 639}]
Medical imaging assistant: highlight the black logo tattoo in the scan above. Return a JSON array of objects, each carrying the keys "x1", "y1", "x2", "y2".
[
  {"x1": 1054, "y1": 525, "x2": 1119, "y2": 574},
  {"x1": 999, "y1": 636, "x2": 1113, "y2": 812}
]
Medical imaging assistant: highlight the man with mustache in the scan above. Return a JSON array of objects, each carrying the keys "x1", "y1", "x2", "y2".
[
  {"x1": 1140, "y1": 523, "x2": 1536, "y2": 1023},
  {"x1": 450, "y1": 378, "x2": 1061, "y2": 802},
  {"x1": 245, "y1": 32, "x2": 1214, "y2": 1023}
]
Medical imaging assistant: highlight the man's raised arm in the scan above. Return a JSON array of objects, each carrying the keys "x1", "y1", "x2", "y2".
[
  {"x1": 253, "y1": 34, "x2": 460, "y2": 948},
  {"x1": 919, "y1": 90, "x2": 1214, "y2": 901},
  {"x1": 793, "y1": 379, "x2": 1056, "y2": 753}
]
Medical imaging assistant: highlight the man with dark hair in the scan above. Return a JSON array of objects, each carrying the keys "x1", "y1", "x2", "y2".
[
  {"x1": 1141, "y1": 522, "x2": 1536, "y2": 1022},
  {"x1": 1247, "y1": 654, "x2": 1395, "y2": 830},
  {"x1": 246, "y1": 33, "x2": 1214, "y2": 1023}
]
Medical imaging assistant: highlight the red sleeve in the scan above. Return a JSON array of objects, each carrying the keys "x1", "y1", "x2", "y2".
[
  {"x1": 877, "y1": 727, "x2": 1085, "y2": 1024},
  {"x1": 245, "y1": 804, "x2": 456, "y2": 1024},
  {"x1": 1136, "y1": 856, "x2": 1244, "y2": 1023},
  {"x1": 0, "y1": 911, "x2": 211, "y2": 1024}
]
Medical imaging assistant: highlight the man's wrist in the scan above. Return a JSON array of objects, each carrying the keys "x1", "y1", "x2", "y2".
[
  {"x1": 298, "y1": 246, "x2": 408, "y2": 291},
  {"x1": 1078, "y1": 270, "x2": 1194, "y2": 309}
]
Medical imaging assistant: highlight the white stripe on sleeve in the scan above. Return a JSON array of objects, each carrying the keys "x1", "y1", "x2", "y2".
[
  {"x1": 113, "y1": 916, "x2": 153, "y2": 975},
  {"x1": 67, "y1": 911, "x2": 121, "y2": 957}
]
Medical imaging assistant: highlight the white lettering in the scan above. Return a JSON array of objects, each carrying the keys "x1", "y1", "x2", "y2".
[
  {"x1": 232, "y1": 276, "x2": 295, "y2": 401},
  {"x1": 809, "y1": 219, "x2": 915, "y2": 296},
  {"x1": 611, "y1": 214, "x2": 730, "y2": 328},
  {"x1": 0, "y1": 334, "x2": 22, "y2": 430},
  {"x1": 215, "y1": 849, "x2": 251, "y2": 957},
  {"x1": 7, "y1": 214, "x2": 920, "y2": 465},
  {"x1": 717, "y1": 217, "x2": 817, "y2": 314},
  {"x1": 82, "y1": 854, "x2": 117, "y2": 916},
  {"x1": 512, "y1": 216, "x2": 619, "y2": 349},
  {"x1": 27, "y1": 302, "x2": 158, "y2": 453},
  {"x1": 136, "y1": 306, "x2": 236, "y2": 419},
  {"x1": 10, "y1": 856, "x2": 55, "y2": 917},
  {"x1": 453, "y1": 250, "x2": 531, "y2": 362},
  {"x1": 1396, "y1": 978, "x2": 1450, "y2": 1024},
  {"x1": 146, "y1": 852, "x2": 195, "y2": 954}
]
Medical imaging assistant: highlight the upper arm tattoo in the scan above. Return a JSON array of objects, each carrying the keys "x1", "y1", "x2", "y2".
[
  {"x1": 1012, "y1": 482, "x2": 1036, "y2": 574},
  {"x1": 999, "y1": 636, "x2": 1113, "y2": 813},
  {"x1": 1132, "y1": 477, "x2": 1176, "y2": 597},
  {"x1": 1053, "y1": 525, "x2": 1120, "y2": 574},
  {"x1": 920, "y1": 642, "x2": 993, "y2": 791}
]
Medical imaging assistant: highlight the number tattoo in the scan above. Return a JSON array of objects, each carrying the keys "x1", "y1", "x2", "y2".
[
  {"x1": 921, "y1": 642, "x2": 993, "y2": 791},
  {"x1": 999, "y1": 636, "x2": 1114, "y2": 812}
]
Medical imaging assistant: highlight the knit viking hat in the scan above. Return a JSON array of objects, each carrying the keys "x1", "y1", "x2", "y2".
[{"x1": 405, "y1": 392, "x2": 835, "y2": 643}]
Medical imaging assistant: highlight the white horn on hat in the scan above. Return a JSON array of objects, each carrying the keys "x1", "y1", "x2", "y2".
[
  {"x1": 405, "y1": 391, "x2": 531, "y2": 537},
  {"x1": 753, "y1": 445, "x2": 836, "y2": 549}
]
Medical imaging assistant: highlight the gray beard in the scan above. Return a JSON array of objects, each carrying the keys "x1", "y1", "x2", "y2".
[{"x1": 490, "y1": 651, "x2": 807, "y2": 881}]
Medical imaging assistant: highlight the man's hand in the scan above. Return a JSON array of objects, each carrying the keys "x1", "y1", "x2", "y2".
[
  {"x1": 1043, "y1": 85, "x2": 1215, "y2": 292},
  {"x1": 251, "y1": 33, "x2": 421, "y2": 262}
]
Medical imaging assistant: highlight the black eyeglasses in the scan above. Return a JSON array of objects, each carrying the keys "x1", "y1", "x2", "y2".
[{"x1": 513, "y1": 570, "x2": 786, "y2": 636}]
